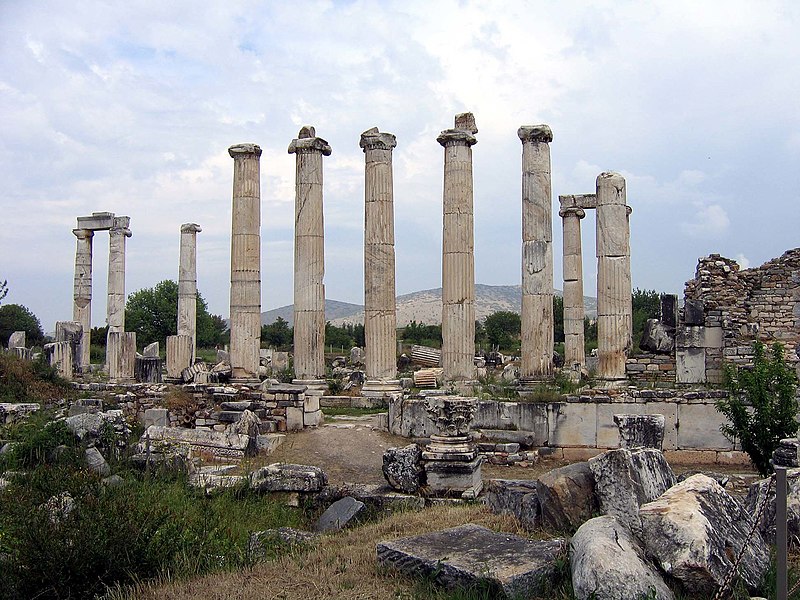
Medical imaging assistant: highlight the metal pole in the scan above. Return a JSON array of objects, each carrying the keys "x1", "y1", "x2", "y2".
[{"x1": 777, "y1": 466, "x2": 788, "y2": 600}]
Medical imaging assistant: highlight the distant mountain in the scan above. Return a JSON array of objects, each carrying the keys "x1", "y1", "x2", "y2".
[
  {"x1": 261, "y1": 284, "x2": 598, "y2": 326},
  {"x1": 261, "y1": 299, "x2": 362, "y2": 327}
]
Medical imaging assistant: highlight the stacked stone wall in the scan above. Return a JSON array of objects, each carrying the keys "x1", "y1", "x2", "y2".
[
  {"x1": 682, "y1": 249, "x2": 800, "y2": 381},
  {"x1": 625, "y1": 353, "x2": 676, "y2": 385}
]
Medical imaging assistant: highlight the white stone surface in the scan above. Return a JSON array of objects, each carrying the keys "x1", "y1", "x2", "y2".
[
  {"x1": 72, "y1": 228, "x2": 93, "y2": 368},
  {"x1": 178, "y1": 223, "x2": 201, "y2": 358},
  {"x1": 166, "y1": 334, "x2": 192, "y2": 378}
]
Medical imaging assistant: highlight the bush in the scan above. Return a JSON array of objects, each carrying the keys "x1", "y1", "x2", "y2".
[
  {"x1": 716, "y1": 341, "x2": 799, "y2": 477},
  {"x1": 0, "y1": 354, "x2": 73, "y2": 404}
]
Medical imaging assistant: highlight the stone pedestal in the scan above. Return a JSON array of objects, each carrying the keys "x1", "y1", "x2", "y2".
[
  {"x1": 107, "y1": 331, "x2": 136, "y2": 382},
  {"x1": 228, "y1": 144, "x2": 262, "y2": 382},
  {"x1": 166, "y1": 334, "x2": 193, "y2": 379},
  {"x1": 72, "y1": 228, "x2": 93, "y2": 369},
  {"x1": 55, "y1": 321, "x2": 83, "y2": 375},
  {"x1": 44, "y1": 341, "x2": 73, "y2": 380},
  {"x1": 438, "y1": 113, "x2": 478, "y2": 383},
  {"x1": 614, "y1": 414, "x2": 665, "y2": 450},
  {"x1": 178, "y1": 223, "x2": 201, "y2": 360},
  {"x1": 289, "y1": 126, "x2": 331, "y2": 385},
  {"x1": 519, "y1": 125, "x2": 554, "y2": 381},
  {"x1": 360, "y1": 127, "x2": 401, "y2": 396},
  {"x1": 596, "y1": 172, "x2": 632, "y2": 381},
  {"x1": 560, "y1": 203, "x2": 586, "y2": 380}
]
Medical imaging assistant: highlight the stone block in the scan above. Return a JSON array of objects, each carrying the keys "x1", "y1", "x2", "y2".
[
  {"x1": 144, "y1": 408, "x2": 169, "y2": 428},
  {"x1": 286, "y1": 406, "x2": 304, "y2": 431},
  {"x1": 424, "y1": 457, "x2": 482, "y2": 497},
  {"x1": 536, "y1": 461, "x2": 597, "y2": 531},
  {"x1": 684, "y1": 299, "x2": 704, "y2": 325},
  {"x1": 303, "y1": 409, "x2": 322, "y2": 427},
  {"x1": 314, "y1": 496, "x2": 366, "y2": 533},
  {"x1": 596, "y1": 402, "x2": 678, "y2": 450},
  {"x1": 613, "y1": 414, "x2": 666, "y2": 450},
  {"x1": 383, "y1": 444, "x2": 424, "y2": 494},
  {"x1": 8, "y1": 331, "x2": 25, "y2": 349},
  {"x1": 376, "y1": 524, "x2": 566, "y2": 597},
  {"x1": 548, "y1": 402, "x2": 597, "y2": 447},
  {"x1": 676, "y1": 348, "x2": 705, "y2": 383},
  {"x1": 677, "y1": 403, "x2": 732, "y2": 450},
  {"x1": 143, "y1": 342, "x2": 159, "y2": 357},
  {"x1": 249, "y1": 463, "x2": 327, "y2": 492},
  {"x1": 304, "y1": 394, "x2": 320, "y2": 413},
  {"x1": 485, "y1": 479, "x2": 539, "y2": 530}
]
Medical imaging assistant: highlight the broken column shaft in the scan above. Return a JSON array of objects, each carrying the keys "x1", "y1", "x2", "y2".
[
  {"x1": 518, "y1": 125, "x2": 554, "y2": 380},
  {"x1": 72, "y1": 228, "x2": 93, "y2": 369},
  {"x1": 178, "y1": 223, "x2": 202, "y2": 358},
  {"x1": 438, "y1": 113, "x2": 478, "y2": 382},
  {"x1": 289, "y1": 126, "x2": 331, "y2": 385},
  {"x1": 228, "y1": 143, "x2": 262, "y2": 381},
  {"x1": 596, "y1": 172, "x2": 632, "y2": 381},
  {"x1": 360, "y1": 127, "x2": 400, "y2": 392}
]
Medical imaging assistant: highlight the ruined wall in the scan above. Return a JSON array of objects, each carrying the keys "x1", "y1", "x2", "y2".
[
  {"x1": 625, "y1": 353, "x2": 676, "y2": 385},
  {"x1": 682, "y1": 249, "x2": 800, "y2": 382}
]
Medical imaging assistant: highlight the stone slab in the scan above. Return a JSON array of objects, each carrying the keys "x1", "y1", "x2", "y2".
[
  {"x1": 548, "y1": 402, "x2": 597, "y2": 447},
  {"x1": 377, "y1": 524, "x2": 566, "y2": 596},
  {"x1": 676, "y1": 348, "x2": 705, "y2": 384},
  {"x1": 313, "y1": 496, "x2": 366, "y2": 533},
  {"x1": 677, "y1": 403, "x2": 733, "y2": 450}
]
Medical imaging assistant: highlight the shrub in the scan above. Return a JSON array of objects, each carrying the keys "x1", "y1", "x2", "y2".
[
  {"x1": 716, "y1": 341, "x2": 799, "y2": 477},
  {"x1": 0, "y1": 354, "x2": 73, "y2": 404}
]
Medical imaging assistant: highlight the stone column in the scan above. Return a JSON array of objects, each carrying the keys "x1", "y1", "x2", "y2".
[
  {"x1": 596, "y1": 172, "x2": 632, "y2": 381},
  {"x1": 228, "y1": 144, "x2": 262, "y2": 381},
  {"x1": 438, "y1": 113, "x2": 478, "y2": 382},
  {"x1": 106, "y1": 217, "x2": 131, "y2": 367},
  {"x1": 560, "y1": 204, "x2": 586, "y2": 378},
  {"x1": 360, "y1": 127, "x2": 401, "y2": 396},
  {"x1": 288, "y1": 126, "x2": 331, "y2": 388},
  {"x1": 178, "y1": 223, "x2": 202, "y2": 358},
  {"x1": 518, "y1": 125, "x2": 554, "y2": 381},
  {"x1": 72, "y1": 228, "x2": 93, "y2": 369}
]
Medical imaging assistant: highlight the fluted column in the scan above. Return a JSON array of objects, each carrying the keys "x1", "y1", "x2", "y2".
[
  {"x1": 360, "y1": 127, "x2": 400, "y2": 393},
  {"x1": 596, "y1": 172, "x2": 632, "y2": 381},
  {"x1": 72, "y1": 228, "x2": 93, "y2": 369},
  {"x1": 228, "y1": 143, "x2": 262, "y2": 381},
  {"x1": 559, "y1": 203, "x2": 586, "y2": 376},
  {"x1": 519, "y1": 125, "x2": 554, "y2": 380},
  {"x1": 178, "y1": 223, "x2": 202, "y2": 359},
  {"x1": 438, "y1": 113, "x2": 478, "y2": 382},
  {"x1": 289, "y1": 126, "x2": 331, "y2": 384},
  {"x1": 106, "y1": 216, "x2": 131, "y2": 346}
]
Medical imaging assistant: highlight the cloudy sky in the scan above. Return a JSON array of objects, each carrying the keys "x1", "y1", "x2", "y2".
[{"x1": 1, "y1": 1, "x2": 798, "y2": 331}]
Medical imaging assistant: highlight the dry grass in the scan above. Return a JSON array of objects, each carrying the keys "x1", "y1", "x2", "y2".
[{"x1": 121, "y1": 503, "x2": 541, "y2": 600}]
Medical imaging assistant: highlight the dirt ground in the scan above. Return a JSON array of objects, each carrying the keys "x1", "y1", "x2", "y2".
[{"x1": 263, "y1": 411, "x2": 760, "y2": 494}]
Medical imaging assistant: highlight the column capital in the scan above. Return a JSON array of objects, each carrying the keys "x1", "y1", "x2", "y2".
[
  {"x1": 559, "y1": 207, "x2": 586, "y2": 219},
  {"x1": 72, "y1": 228, "x2": 94, "y2": 240},
  {"x1": 288, "y1": 125, "x2": 332, "y2": 156},
  {"x1": 518, "y1": 124, "x2": 553, "y2": 143},
  {"x1": 437, "y1": 112, "x2": 478, "y2": 147},
  {"x1": 180, "y1": 223, "x2": 202, "y2": 234},
  {"x1": 360, "y1": 127, "x2": 397, "y2": 152},
  {"x1": 228, "y1": 143, "x2": 262, "y2": 159},
  {"x1": 109, "y1": 216, "x2": 131, "y2": 237}
]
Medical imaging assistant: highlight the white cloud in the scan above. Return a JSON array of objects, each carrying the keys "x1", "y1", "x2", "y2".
[
  {"x1": 735, "y1": 253, "x2": 751, "y2": 270},
  {"x1": 681, "y1": 204, "x2": 730, "y2": 237}
]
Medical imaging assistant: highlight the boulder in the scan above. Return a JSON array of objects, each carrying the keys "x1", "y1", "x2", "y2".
[
  {"x1": 536, "y1": 461, "x2": 597, "y2": 531},
  {"x1": 377, "y1": 524, "x2": 566, "y2": 597},
  {"x1": 313, "y1": 496, "x2": 366, "y2": 533},
  {"x1": 382, "y1": 444, "x2": 424, "y2": 494},
  {"x1": 135, "y1": 425, "x2": 251, "y2": 458},
  {"x1": 249, "y1": 463, "x2": 328, "y2": 493},
  {"x1": 484, "y1": 479, "x2": 539, "y2": 530},
  {"x1": 639, "y1": 319, "x2": 674, "y2": 353},
  {"x1": 571, "y1": 515, "x2": 674, "y2": 600},
  {"x1": 230, "y1": 409, "x2": 260, "y2": 440},
  {"x1": 85, "y1": 446, "x2": 110, "y2": 476},
  {"x1": 350, "y1": 346, "x2": 365, "y2": 365},
  {"x1": 588, "y1": 448, "x2": 675, "y2": 532},
  {"x1": 640, "y1": 474, "x2": 770, "y2": 595},
  {"x1": 745, "y1": 468, "x2": 800, "y2": 544}
]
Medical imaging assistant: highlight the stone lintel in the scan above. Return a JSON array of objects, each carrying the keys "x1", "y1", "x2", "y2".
[
  {"x1": 437, "y1": 129, "x2": 477, "y2": 147},
  {"x1": 77, "y1": 212, "x2": 116, "y2": 231},
  {"x1": 518, "y1": 124, "x2": 553, "y2": 143},
  {"x1": 180, "y1": 222, "x2": 202, "y2": 233},
  {"x1": 288, "y1": 127, "x2": 332, "y2": 156},
  {"x1": 559, "y1": 194, "x2": 597, "y2": 210},
  {"x1": 228, "y1": 143, "x2": 262, "y2": 158},
  {"x1": 360, "y1": 127, "x2": 397, "y2": 151}
]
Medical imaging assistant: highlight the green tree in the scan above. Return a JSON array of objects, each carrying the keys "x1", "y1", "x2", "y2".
[
  {"x1": 401, "y1": 321, "x2": 442, "y2": 347},
  {"x1": 553, "y1": 296, "x2": 564, "y2": 343},
  {"x1": 716, "y1": 341, "x2": 799, "y2": 476},
  {"x1": 125, "y1": 280, "x2": 226, "y2": 349},
  {"x1": 261, "y1": 317, "x2": 293, "y2": 348},
  {"x1": 632, "y1": 288, "x2": 661, "y2": 348},
  {"x1": 325, "y1": 322, "x2": 355, "y2": 350},
  {"x1": 0, "y1": 304, "x2": 44, "y2": 347},
  {"x1": 484, "y1": 311, "x2": 521, "y2": 352}
]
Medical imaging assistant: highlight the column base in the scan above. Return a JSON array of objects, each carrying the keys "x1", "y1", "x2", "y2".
[
  {"x1": 292, "y1": 378, "x2": 328, "y2": 396},
  {"x1": 361, "y1": 379, "x2": 402, "y2": 398}
]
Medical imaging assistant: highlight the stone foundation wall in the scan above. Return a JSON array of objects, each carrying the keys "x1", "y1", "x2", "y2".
[
  {"x1": 682, "y1": 249, "x2": 800, "y2": 382},
  {"x1": 388, "y1": 389, "x2": 750, "y2": 465},
  {"x1": 625, "y1": 353, "x2": 676, "y2": 386}
]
